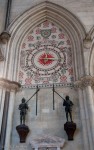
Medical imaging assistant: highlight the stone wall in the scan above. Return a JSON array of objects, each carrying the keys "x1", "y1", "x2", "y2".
[
  {"x1": 0, "y1": 0, "x2": 6, "y2": 33},
  {"x1": 10, "y1": 0, "x2": 94, "y2": 32},
  {"x1": 0, "y1": 1, "x2": 94, "y2": 34},
  {"x1": 0, "y1": 1, "x2": 93, "y2": 150},
  {"x1": 11, "y1": 87, "x2": 83, "y2": 150},
  {"x1": 0, "y1": 0, "x2": 94, "y2": 33}
]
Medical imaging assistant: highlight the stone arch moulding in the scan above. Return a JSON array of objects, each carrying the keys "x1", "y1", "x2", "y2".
[
  {"x1": 88, "y1": 26, "x2": 94, "y2": 76},
  {"x1": 5, "y1": 1, "x2": 86, "y2": 82}
]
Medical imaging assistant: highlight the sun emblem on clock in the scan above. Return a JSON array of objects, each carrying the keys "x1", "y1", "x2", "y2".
[
  {"x1": 38, "y1": 53, "x2": 55, "y2": 66},
  {"x1": 21, "y1": 45, "x2": 66, "y2": 76}
]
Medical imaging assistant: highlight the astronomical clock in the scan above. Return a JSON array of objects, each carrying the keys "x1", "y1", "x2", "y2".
[{"x1": 19, "y1": 21, "x2": 74, "y2": 88}]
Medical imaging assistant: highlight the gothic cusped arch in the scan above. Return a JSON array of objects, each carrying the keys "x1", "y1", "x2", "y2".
[{"x1": 5, "y1": 1, "x2": 86, "y2": 82}]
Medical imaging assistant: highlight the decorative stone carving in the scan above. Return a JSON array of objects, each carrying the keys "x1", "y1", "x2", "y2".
[
  {"x1": 0, "y1": 31, "x2": 10, "y2": 44},
  {"x1": 30, "y1": 135, "x2": 65, "y2": 149},
  {"x1": 0, "y1": 78, "x2": 21, "y2": 91},
  {"x1": 74, "y1": 75, "x2": 94, "y2": 89}
]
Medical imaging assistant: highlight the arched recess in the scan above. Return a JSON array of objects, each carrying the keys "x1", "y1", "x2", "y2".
[
  {"x1": 4, "y1": 1, "x2": 86, "y2": 82},
  {"x1": 89, "y1": 26, "x2": 94, "y2": 75}
]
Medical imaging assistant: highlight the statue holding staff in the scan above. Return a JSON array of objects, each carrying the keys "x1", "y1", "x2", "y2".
[
  {"x1": 19, "y1": 98, "x2": 29, "y2": 125},
  {"x1": 63, "y1": 95, "x2": 74, "y2": 122}
]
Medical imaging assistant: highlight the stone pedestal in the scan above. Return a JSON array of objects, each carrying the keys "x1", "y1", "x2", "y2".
[
  {"x1": 64, "y1": 122, "x2": 76, "y2": 140},
  {"x1": 16, "y1": 124, "x2": 29, "y2": 143}
]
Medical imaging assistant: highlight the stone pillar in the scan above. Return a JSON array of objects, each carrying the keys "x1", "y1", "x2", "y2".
[
  {"x1": 0, "y1": 78, "x2": 21, "y2": 150},
  {"x1": 84, "y1": 86, "x2": 94, "y2": 142},
  {"x1": 74, "y1": 76, "x2": 94, "y2": 150},
  {"x1": 0, "y1": 91, "x2": 10, "y2": 150},
  {"x1": 4, "y1": 91, "x2": 15, "y2": 150},
  {"x1": 0, "y1": 89, "x2": 6, "y2": 133},
  {"x1": 78, "y1": 88, "x2": 90, "y2": 150}
]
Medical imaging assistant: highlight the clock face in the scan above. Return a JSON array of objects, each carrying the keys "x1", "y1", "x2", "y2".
[
  {"x1": 19, "y1": 21, "x2": 73, "y2": 87},
  {"x1": 25, "y1": 45, "x2": 65, "y2": 76}
]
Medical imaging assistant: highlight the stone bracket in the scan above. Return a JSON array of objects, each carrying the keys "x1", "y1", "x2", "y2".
[
  {"x1": 0, "y1": 78, "x2": 21, "y2": 92},
  {"x1": 74, "y1": 75, "x2": 94, "y2": 89},
  {"x1": 64, "y1": 122, "x2": 76, "y2": 141},
  {"x1": 16, "y1": 124, "x2": 29, "y2": 143},
  {"x1": 0, "y1": 31, "x2": 10, "y2": 44}
]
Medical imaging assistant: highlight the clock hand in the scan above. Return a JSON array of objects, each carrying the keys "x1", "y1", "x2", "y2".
[
  {"x1": 44, "y1": 53, "x2": 48, "y2": 63},
  {"x1": 44, "y1": 58, "x2": 57, "y2": 60},
  {"x1": 45, "y1": 53, "x2": 48, "y2": 58},
  {"x1": 41, "y1": 58, "x2": 63, "y2": 60}
]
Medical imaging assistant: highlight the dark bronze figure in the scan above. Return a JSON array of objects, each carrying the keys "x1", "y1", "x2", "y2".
[
  {"x1": 19, "y1": 98, "x2": 29, "y2": 124},
  {"x1": 63, "y1": 95, "x2": 74, "y2": 122}
]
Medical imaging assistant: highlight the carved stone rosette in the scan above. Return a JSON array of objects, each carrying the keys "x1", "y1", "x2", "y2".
[
  {"x1": 74, "y1": 75, "x2": 94, "y2": 89},
  {"x1": 0, "y1": 78, "x2": 21, "y2": 92}
]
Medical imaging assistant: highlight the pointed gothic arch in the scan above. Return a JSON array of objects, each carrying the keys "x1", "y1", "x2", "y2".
[{"x1": 5, "y1": 1, "x2": 86, "y2": 82}]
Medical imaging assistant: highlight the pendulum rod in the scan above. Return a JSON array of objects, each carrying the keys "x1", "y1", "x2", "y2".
[
  {"x1": 20, "y1": 88, "x2": 40, "y2": 111},
  {"x1": 53, "y1": 84, "x2": 55, "y2": 110},
  {"x1": 25, "y1": 88, "x2": 40, "y2": 104},
  {"x1": 54, "y1": 89, "x2": 65, "y2": 101},
  {"x1": 36, "y1": 85, "x2": 38, "y2": 115}
]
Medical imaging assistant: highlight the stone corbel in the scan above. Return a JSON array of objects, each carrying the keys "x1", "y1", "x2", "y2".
[
  {"x1": 0, "y1": 78, "x2": 21, "y2": 92},
  {"x1": 83, "y1": 34, "x2": 92, "y2": 49},
  {"x1": 0, "y1": 31, "x2": 11, "y2": 61},
  {"x1": 74, "y1": 75, "x2": 94, "y2": 89},
  {"x1": 0, "y1": 31, "x2": 10, "y2": 44}
]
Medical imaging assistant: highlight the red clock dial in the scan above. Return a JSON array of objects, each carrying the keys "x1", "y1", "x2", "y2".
[{"x1": 24, "y1": 45, "x2": 65, "y2": 76}]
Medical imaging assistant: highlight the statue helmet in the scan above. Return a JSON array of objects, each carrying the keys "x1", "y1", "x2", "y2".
[
  {"x1": 65, "y1": 95, "x2": 69, "y2": 100},
  {"x1": 22, "y1": 97, "x2": 26, "y2": 103}
]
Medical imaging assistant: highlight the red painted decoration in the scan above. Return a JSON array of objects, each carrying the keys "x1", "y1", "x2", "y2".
[{"x1": 38, "y1": 53, "x2": 54, "y2": 66}]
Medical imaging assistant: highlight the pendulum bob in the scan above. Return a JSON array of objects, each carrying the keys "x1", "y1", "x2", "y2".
[
  {"x1": 64, "y1": 122, "x2": 76, "y2": 140},
  {"x1": 16, "y1": 124, "x2": 29, "y2": 143}
]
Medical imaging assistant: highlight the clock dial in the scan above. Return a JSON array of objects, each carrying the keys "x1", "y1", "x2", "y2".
[
  {"x1": 25, "y1": 45, "x2": 65, "y2": 76},
  {"x1": 19, "y1": 20, "x2": 73, "y2": 87}
]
